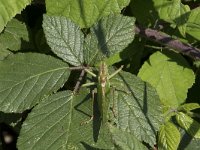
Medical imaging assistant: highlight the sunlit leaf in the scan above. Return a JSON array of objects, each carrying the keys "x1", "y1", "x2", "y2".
[
  {"x1": 45, "y1": 0, "x2": 130, "y2": 28},
  {"x1": 138, "y1": 51, "x2": 195, "y2": 107},
  {"x1": 0, "y1": 0, "x2": 31, "y2": 32},
  {"x1": 43, "y1": 15, "x2": 84, "y2": 66},
  {"x1": 158, "y1": 121, "x2": 181, "y2": 150},
  {"x1": 176, "y1": 112, "x2": 200, "y2": 139}
]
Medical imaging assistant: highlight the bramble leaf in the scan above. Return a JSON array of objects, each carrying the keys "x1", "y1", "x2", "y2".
[
  {"x1": 186, "y1": 7, "x2": 200, "y2": 40},
  {"x1": 176, "y1": 112, "x2": 200, "y2": 139},
  {"x1": 0, "y1": 18, "x2": 31, "y2": 51},
  {"x1": 153, "y1": 0, "x2": 190, "y2": 36},
  {"x1": 17, "y1": 90, "x2": 115, "y2": 150},
  {"x1": 109, "y1": 126, "x2": 147, "y2": 150},
  {"x1": 179, "y1": 129, "x2": 200, "y2": 150},
  {"x1": 0, "y1": 49, "x2": 11, "y2": 60},
  {"x1": 110, "y1": 70, "x2": 162, "y2": 146},
  {"x1": 45, "y1": 0, "x2": 130, "y2": 28},
  {"x1": 178, "y1": 103, "x2": 200, "y2": 112},
  {"x1": 158, "y1": 121, "x2": 181, "y2": 150},
  {"x1": 0, "y1": 53, "x2": 70, "y2": 113},
  {"x1": 138, "y1": 51, "x2": 195, "y2": 107},
  {"x1": 84, "y1": 14, "x2": 135, "y2": 65},
  {"x1": 0, "y1": 0, "x2": 31, "y2": 33},
  {"x1": 43, "y1": 15, "x2": 84, "y2": 66}
]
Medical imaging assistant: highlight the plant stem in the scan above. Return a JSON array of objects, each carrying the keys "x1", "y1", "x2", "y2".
[
  {"x1": 135, "y1": 25, "x2": 200, "y2": 60},
  {"x1": 73, "y1": 69, "x2": 85, "y2": 94}
]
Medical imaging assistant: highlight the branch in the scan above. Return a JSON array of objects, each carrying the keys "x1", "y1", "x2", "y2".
[
  {"x1": 135, "y1": 26, "x2": 200, "y2": 60},
  {"x1": 73, "y1": 69, "x2": 85, "y2": 94}
]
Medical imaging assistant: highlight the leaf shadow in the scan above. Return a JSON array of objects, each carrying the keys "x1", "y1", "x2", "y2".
[
  {"x1": 0, "y1": 110, "x2": 30, "y2": 150},
  {"x1": 93, "y1": 21, "x2": 110, "y2": 57},
  {"x1": 178, "y1": 120, "x2": 200, "y2": 149},
  {"x1": 77, "y1": 0, "x2": 111, "y2": 28},
  {"x1": 145, "y1": 50, "x2": 192, "y2": 70},
  {"x1": 74, "y1": 90, "x2": 101, "y2": 143}
]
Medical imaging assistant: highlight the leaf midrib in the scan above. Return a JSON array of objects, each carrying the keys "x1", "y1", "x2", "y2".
[{"x1": 0, "y1": 66, "x2": 68, "y2": 93}]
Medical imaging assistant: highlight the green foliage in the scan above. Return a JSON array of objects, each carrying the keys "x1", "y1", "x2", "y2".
[
  {"x1": 176, "y1": 112, "x2": 200, "y2": 138},
  {"x1": 0, "y1": 0, "x2": 31, "y2": 33},
  {"x1": 186, "y1": 7, "x2": 200, "y2": 40},
  {"x1": 178, "y1": 103, "x2": 200, "y2": 111},
  {"x1": 45, "y1": 0, "x2": 130, "y2": 28},
  {"x1": 153, "y1": 0, "x2": 190, "y2": 36},
  {"x1": 138, "y1": 51, "x2": 195, "y2": 107},
  {"x1": 43, "y1": 14, "x2": 135, "y2": 66},
  {"x1": 43, "y1": 15, "x2": 84, "y2": 66},
  {"x1": 0, "y1": 53, "x2": 70, "y2": 112},
  {"x1": 158, "y1": 121, "x2": 181, "y2": 150},
  {"x1": 110, "y1": 70, "x2": 162, "y2": 146},
  {"x1": 0, "y1": 18, "x2": 30, "y2": 51},
  {"x1": 17, "y1": 90, "x2": 114, "y2": 149},
  {"x1": 0, "y1": 0, "x2": 200, "y2": 149},
  {"x1": 109, "y1": 126, "x2": 148, "y2": 150}
]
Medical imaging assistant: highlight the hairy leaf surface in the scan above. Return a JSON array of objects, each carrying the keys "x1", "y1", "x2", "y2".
[
  {"x1": 43, "y1": 15, "x2": 84, "y2": 66},
  {"x1": 110, "y1": 70, "x2": 162, "y2": 146},
  {"x1": 158, "y1": 121, "x2": 180, "y2": 150},
  {"x1": 0, "y1": 53, "x2": 69, "y2": 112},
  {"x1": 138, "y1": 51, "x2": 195, "y2": 107},
  {"x1": 17, "y1": 90, "x2": 115, "y2": 150},
  {"x1": 45, "y1": 0, "x2": 130, "y2": 28},
  {"x1": 179, "y1": 129, "x2": 200, "y2": 150},
  {"x1": 0, "y1": 0, "x2": 31, "y2": 32},
  {"x1": 84, "y1": 14, "x2": 135, "y2": 65},
  {"x1": 110, "y1": 126, "x2": 147, "y2": 150}
]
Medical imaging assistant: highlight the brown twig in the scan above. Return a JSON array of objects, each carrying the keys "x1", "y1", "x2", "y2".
[
  {"x1": 135, "y1": 26, "x2": 200, "y2": 60},
  {"x1": 73, "y1": 69, "x2": 85, "y2": 94}
]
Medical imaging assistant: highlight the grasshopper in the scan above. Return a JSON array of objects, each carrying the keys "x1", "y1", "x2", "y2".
[{"x1": 82, "y1": 62, "x2": 123, "y2": 125}]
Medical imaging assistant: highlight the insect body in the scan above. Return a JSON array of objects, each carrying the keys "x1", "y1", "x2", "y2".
[
  {"x1": 83, "y1": 62, "x2": 123, "y2": 125},
  {"x1": 97, "y1": 62, "x2": 110, "y2": 124}
]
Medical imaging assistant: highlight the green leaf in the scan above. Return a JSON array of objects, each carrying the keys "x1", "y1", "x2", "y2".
[
  {"x1": 43, "y1": 15, "x2": 84, "y2": 66},
  {"x1": 176, "y1": 112, "x2": 200, "y2": 138},
  {"x1": 0, "y1": 53, "x2": 70, "y2": 113},
  {"x1": 158, "y1": 121, "x2": 181, "y2": 150},
  {"x1": 109, "y1": 126, "x2": 147, "y2": 150},
  {"x1": 178, "y1": 103, "x2": 200, "y2": 112},
  {"x1": 186, "y1": 7, "x2": 200, "y2": 40},
  {"x1": 138, "y1": 51, "x2": 195, "y2": 107},
  {"x1": 110, "y1": 70, "x2": 162, "y2": 146},
  {"x1": 45, "y1": 0, "x2": 130, "y2": 28},
  {"x1": 0, "y1": 18, "x2": 31, "y2": 51},
  {"x1": 153, "y1": 0, "x2": 190, "y2": 36},
  {"x1": 0, "y1": 49, "x2": 11, "y2": 60},
  {"x1": 130, "y1": 0, "x2": 158, "y2": 26},
  {"x1": 17, "y1": 90, "x2": 115, "y2": 150},
  {"x1": 179, "y1": 129, "x2": 200, "y2": 150},
  {"x1": 84, "y1": 14, "x2": 135, "y2": 65},
  {"x1": 0, "y1": 0, "x2": 31, "y2": 33}
]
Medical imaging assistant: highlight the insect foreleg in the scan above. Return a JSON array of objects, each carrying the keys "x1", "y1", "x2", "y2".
[
  {"x1": 81, "y1": 82, "x2": 96, "y2": 87},
  {"x1": 108, "y1": 65, "x2": 123, "y2": 80},
  {"x1": 84, "y1": 68, "x2": 97, "y2": 77}
]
